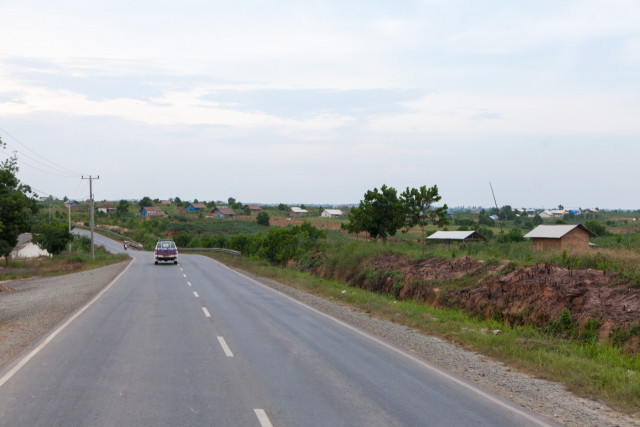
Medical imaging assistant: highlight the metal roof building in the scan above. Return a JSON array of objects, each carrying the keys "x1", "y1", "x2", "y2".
[
  {"x1": 427, "y1": 230, "x2": 486, "y2": 242},
  {"x1": 524, "y1": 224, "x2": 596, "y2": 251}
]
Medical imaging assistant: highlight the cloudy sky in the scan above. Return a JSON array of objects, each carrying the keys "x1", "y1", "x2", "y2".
[{"x1": 1, "y1": 0, "x2": 639, "y2": 208}]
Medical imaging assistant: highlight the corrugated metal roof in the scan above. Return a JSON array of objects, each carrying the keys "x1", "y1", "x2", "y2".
[
  {"x1": 323, "y1": 209, "x2": 343, "y2": 216},
  {"x1": 427, "y1": 231, "x2": 478, "y2": 240},
  {"x1": 290, "y1": 207, "x2": 308, "y2": 213},
  {"x1": 523, "y1": 224, "x2": 597, "y2": 239}
]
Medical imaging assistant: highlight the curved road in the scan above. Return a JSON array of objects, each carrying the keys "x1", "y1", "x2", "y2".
[{"x1": 0, "y1": 233, "x2": 553, "y2": 426}]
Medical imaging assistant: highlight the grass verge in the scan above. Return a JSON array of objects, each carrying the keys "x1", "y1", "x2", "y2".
[
  {"x1": 0, "y1": 247, "x2": 129, "y2": 281},
  {"x1": 205, "y1": 252, "x2": 640, "y2": 416}
]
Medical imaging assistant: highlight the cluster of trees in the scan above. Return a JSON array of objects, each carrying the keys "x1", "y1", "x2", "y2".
[
  {"x1": 174, "y1": 222, "x2": 326, "y2": 266},
  {"x1": 0, "y1": 139, "x2": 74, "y2": 261},
  {"x1": 342, "y1": 184, "x2": 448, "y2": 252},
  {"x1": 0, "y1": 143, "x2": 38, "y2": 263}
]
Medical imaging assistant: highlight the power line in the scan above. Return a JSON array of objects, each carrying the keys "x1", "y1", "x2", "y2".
[
  {"x1": 0, "y1": 127, "x2": 83, "y2": 176},
  {"x1": 0, "y1": 149, "x2": 78, "y2": 178}
]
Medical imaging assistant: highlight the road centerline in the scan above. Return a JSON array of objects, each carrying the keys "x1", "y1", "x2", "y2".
[
  {"x1": 202, "y1": 307, "x2": 211, "y2": 318},
  {"x1": 217, "y1": 336, "x2": 234, "y2": 357},
  {"x1": 254, "y1": 409, "x2": 273, "y2": 427}
]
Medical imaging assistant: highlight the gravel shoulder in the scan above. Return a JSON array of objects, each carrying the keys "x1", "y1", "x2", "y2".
[
  {"x1": 232, "y1": 265, "x2": 640, "y2": 427},
  {"x1": 0, "y1": 261, "x2": 130, "y2": 369}
]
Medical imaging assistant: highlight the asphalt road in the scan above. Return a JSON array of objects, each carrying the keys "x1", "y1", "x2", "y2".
[{"x1": 0, "y1": 232, "x2": 553, "y2": 426}]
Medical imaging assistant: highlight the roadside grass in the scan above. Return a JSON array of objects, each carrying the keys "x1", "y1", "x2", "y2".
[
  {"x1": 205, "y1": 252, "x2": 640, "y2": 415},
  {"x1": 0, "y1": 246, "x2": 128, "y2": 281}
]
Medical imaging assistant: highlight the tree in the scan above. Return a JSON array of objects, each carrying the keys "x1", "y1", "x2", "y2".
[
  {"x1": 400, "y1": 185, "x2": 448, "y2": 254},
  {"x1": 0, "y1": 142, "x2": 37, "y2": 265},
  {"x1": 32, "y1": 222, "x2": 72, "y2": 254},
  {"x1": 504, "y1": 227, "x2": 524, "y2": 242},
  {"x1": 584, "y1": 220, "x2": 606, "y2": 237},
  {"x1": 533, "y1": 214, "x2": 543, "y2": 226},
  {"x1": 138, "y1": 196, "x2": 153, "y2": 209},
  {"x1": 174, "y1": 231, "x2": 191, "y2": 248},
  {"x1": 228, "y1": 197, "x2": 236, "y2": 206},
  {"x1": 256, "y1": 211, "x2": 270, "y2": 226},
  {"x1": 277, "y1": 203, "x2": 288, "y2": 211},
  {"x1": 116, "y1": 199, "x2": 130, "y2": 217},
  {"x1": 343, "y1": 185, "x2": 404, "y2": 242}
]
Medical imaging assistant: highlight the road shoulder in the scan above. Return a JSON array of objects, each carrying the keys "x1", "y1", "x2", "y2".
[{"x1": 0, "y1": 260, "x2": 131, "y2": 369}]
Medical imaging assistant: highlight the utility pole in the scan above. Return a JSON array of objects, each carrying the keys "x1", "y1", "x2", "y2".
[
  {"x1": 82, "y1": 175, "x2": 99, "y2": 260},
  {"x1": 489, "y1": 182, "x2": 507, "y2": 258},
  {"x1": 67, "y1": 202, "x2": 72, "y2": 254}
]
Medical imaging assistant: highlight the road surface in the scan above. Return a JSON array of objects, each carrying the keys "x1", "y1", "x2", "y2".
[{"x1": 0, "y1": 232, "x2": 553, "y2": 426}]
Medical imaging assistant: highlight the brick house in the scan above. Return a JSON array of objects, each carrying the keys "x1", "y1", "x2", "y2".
[{"x1": 523, "y1": 225, "x2": 597, "y2": 251}]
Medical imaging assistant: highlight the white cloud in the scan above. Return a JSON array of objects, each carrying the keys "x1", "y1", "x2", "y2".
[{"x1": 367, "y1": 91, "x2": 640, "y2": 137}]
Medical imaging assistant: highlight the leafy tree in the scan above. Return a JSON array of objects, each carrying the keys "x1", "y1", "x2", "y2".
[
  {"x1": 256, "y1": 211, "x2": 270, "y2": 226},
  {"x1": 400, "y1": 185, "x2": 448, "y2": 254},
  {"x1": 0, "y1": 143, "x2": 37, "y2": 265},
  {"x1": 505, "y1": 227, "x2": 524, "y2": 242},
  {"x1": 138, "y1": 196, "x2": 153, "y2": 209},
  {"x1": 499, "y1": 205, "x2": 515, "y2": 221},
  {"x1": 343, "y1": 185, "x2": 404, "y2": 242},
  {"x1": 584, "y1": 220, "x2": 606, "y2": 237},
  {"x1": 32, "y1": 222, "x2": 72, "y2": 254},
  {"x1": 174, "y1": 231, "x2": 191, "y2": 248},
  {"x1": 533, "y1": 214, "x2": 543, "y2": 226},
  {"x1": 116, "y1": 199, "x2": 131, "y2": 217},
  {"x1": 277, "y1": 203, "x2": 288, "y2": 211},
  {"x1": 228, "y1": 197, "x2": 236, "y2": 206}
]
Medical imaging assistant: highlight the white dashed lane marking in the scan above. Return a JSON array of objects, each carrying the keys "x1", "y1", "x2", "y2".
[
  {"x1": 217, "y1": 336, "x2": 234, "y2": 357},
  {"x1": 202, "y1": 307, "x2": 211, "y2": 318},
  {"x1": 183, "y1": 273, "x2": 187, "y2": 278},
  {"x1": 254, "y1": 409, "x2": 273, "y2": 427},
  {"x1": 187, "y1": 281, "x2": 192, "y2": 287},
  {"x1": 193, "y1": 291, "x2": 199, "y2": 298}
]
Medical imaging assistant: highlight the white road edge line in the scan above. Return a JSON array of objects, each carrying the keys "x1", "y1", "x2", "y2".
[
  {"x1": 209, "y1": 257, "x2": 552, "y2": 427},
  {"x1": 217, "y1": 336, "x2": 234, "y2": 357},
  {"x1": 202, "y1": 307, "x2": 211, "y2": 318},
  {"x1": 254, "y1": 409, "x2": 273, "y2": 427},
  {"x1": 0, "y1": 258, "x2": 136, "y2": 389},
  {"x1": 193, "y1": 291, "x2": 199, "y2": 298}
]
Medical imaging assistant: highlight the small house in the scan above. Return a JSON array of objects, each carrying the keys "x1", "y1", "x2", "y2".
[
  {"x1": 214, "y1": 207, "x2": 235, "y2": 218},
  {"x1": 320, "y1": 209, "x2": 343, "y2": 218},
  {"x1": 289, "y1": 207, "x2": 308, "y2": 217},
  {"x1": 140, "y1": 206, "x2": 166, "y2": 218},
  {"x1": 523, "y1": 224, "x2": 597, "y2": 252},
  {"x1": 97, "y1": 203, "x2": 116, "y2": 214},
  {"x1": 188, "y1": 203, "x2": 207, "y2": 212},
  {"x1": 426, "y1": 230, "x2": 486, "y2": 243},
  {"x1": 244, "y1": 204, "x2": 262, "y2": 215}
]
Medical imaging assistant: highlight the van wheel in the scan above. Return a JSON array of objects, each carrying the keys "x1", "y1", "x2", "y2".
[{"x1": 155, "y1": 261, "x2": 158, "y2": 265}]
